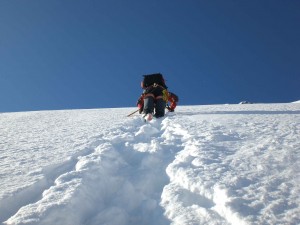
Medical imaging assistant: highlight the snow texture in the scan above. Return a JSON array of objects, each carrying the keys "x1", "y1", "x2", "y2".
[{"x1": 0, "y1": 104, "x2": 299, "y2": 225}]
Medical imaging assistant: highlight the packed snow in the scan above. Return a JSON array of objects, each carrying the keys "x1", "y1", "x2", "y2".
[{"x1": 0, "y1": 103, "x2": 299, "y2": 225}]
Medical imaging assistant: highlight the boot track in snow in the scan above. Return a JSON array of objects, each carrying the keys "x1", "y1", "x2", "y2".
[{"x1": 2, "y1": 104, "x2": 300, "y2": 225}]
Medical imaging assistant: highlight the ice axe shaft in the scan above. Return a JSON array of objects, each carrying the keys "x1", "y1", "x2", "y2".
[{"x1": 127, "y1": 109, "x2": 139, "y2": 117}]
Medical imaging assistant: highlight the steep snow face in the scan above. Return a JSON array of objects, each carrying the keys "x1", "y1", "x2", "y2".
[
  {"x1": 0, "y1": 108, "x2": 126, "y2": 222},
  {"x1": 162, "y1": 104, "x2": 300, "y2": 225},
  {"x1": 0, "y1": 104, "x2": 299, "y2": 225}
]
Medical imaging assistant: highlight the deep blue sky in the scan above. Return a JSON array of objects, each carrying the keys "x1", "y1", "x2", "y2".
[{"x1": 0, "y1": 0, "x2": 299, "y2": 112}]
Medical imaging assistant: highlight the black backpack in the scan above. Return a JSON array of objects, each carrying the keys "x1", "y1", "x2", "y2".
[{"x1": 142, "y1": 73, "x2": 168, "y2": 89}]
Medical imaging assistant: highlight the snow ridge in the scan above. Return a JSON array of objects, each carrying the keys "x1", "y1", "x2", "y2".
[
  {"x1": 0, "y1": 156, "x2": 78, "y2": 223},
  {"x1": 160, "y1": 119, "x2": 246, "y2": 225}
]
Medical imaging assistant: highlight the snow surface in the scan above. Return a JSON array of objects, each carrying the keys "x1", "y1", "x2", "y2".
[{"x1": 0, "y1": 104, "x2": 299, "y2": 225}]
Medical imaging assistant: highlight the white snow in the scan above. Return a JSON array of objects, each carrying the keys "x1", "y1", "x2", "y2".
[{"x1": 0, "y1": 104, "x2": 299, "y2": 225}]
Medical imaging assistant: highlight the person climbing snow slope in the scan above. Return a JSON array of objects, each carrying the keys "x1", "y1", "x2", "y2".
[{"x1": 136, "y1": 73, "x2": 179, "y2": 121}]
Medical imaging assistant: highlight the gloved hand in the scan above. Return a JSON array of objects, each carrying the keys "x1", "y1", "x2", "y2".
[
  {"x1": 167, "y1": 106, "x2": 174, "y2": 112},
  {"x1": 138, "y1": 103, "x2": 143, "y2": 114},
  {"x1": 137, "y1": 97, "x2": 144, "y2": 114}
]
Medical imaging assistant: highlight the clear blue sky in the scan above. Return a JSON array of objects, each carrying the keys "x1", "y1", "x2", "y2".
[{"x1": 1, "y1": 0, "x2": 299, "y2": 112}]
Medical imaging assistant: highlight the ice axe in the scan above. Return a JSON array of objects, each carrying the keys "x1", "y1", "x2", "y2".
[{"x1": 126, "y1": 109, "x2": 139, "y2": 117}]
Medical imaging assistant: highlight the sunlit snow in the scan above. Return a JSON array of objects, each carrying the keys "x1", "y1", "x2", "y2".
[{"x1": 1, "y1": 104, "x2": 299, "y2": 225}]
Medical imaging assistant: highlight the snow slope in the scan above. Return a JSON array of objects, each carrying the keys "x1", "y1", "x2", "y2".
[{"x1": 0, "y1": 104, "x2": 299, "y2": 225}]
